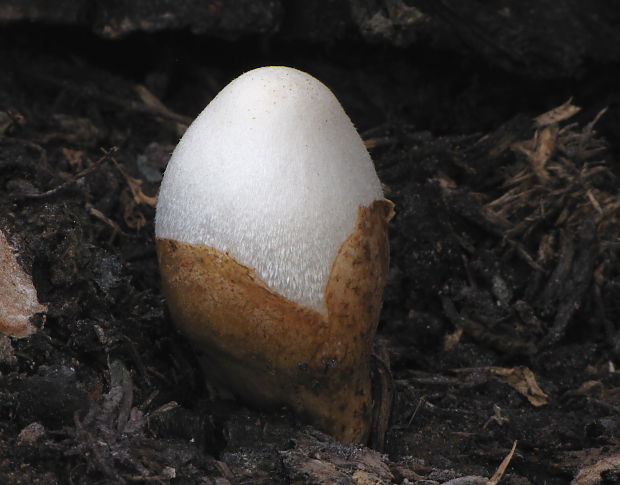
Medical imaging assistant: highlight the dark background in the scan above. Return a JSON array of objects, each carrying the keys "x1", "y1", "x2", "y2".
[{"x1": 2, "y1": 2, "x2": 620, "y2": 484}]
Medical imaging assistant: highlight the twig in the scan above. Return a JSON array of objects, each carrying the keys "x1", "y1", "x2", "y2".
[
  {"x1": 370, "y1": 339, "x2": 394, "y2": 451},
  {"x1": 11, "y1": 147, "x2": 118, "y2": 200},
  {"x1": 406, "y1": 395, "x2": 426, "y2": 428},
  {"x1": 488, "y1": 441, "x2": 518, "y2": 484}
]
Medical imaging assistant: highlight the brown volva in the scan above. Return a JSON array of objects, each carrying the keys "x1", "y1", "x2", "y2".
[{"x1": 157, "y1": 199, "x2": 393, "y2": 443}]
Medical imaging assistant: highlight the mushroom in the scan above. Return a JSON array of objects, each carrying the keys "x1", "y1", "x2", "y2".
[{"x1": 155, "y1": 66, "x2": 393, "y2": 443}]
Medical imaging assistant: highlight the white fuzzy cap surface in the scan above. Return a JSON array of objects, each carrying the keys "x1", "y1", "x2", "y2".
[{"x1": 155, "y1": 66, "x2": 383, "y2": 313}]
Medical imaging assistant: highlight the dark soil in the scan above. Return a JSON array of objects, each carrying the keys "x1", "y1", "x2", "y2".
[{"x1": 2, "y1": 21, "x2": 620, "y2": 485}]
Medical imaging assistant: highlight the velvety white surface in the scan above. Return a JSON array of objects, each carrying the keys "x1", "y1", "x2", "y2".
[{"x1": 156, "y1": 66, "x2": 383, "y2": 313}]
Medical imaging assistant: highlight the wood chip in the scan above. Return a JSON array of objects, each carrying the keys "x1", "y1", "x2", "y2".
[
  {"x1": 0, "y1": 229, "x2": 46, "y2": 337},
  {"x1": 535, "y1": 99, "x2": 581, "y2": 128},
  {"x1": 489, "y1": 441, "x2": 518, "y2": 484},
  {"x1": 490, "y1": 366, "x2": 549, "y2": 407}
]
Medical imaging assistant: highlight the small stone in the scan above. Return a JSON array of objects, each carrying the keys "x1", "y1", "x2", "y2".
[{"x1": 17, "y1": 422, "x2": 46, "y2": 446}]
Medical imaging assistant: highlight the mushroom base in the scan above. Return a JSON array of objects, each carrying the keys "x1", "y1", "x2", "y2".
[{"x1": 156, "y1": 199, "x2": 393, "y2": 443}]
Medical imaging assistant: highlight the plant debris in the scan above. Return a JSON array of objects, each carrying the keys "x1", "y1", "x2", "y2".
[{"x1": 0, "y1": 229, "x2": 46, "y2": 338}]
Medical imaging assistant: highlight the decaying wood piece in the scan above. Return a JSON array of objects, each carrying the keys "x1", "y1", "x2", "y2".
[{"x1": 0, "y1": 229, "x2": 46, "y2": 338}]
